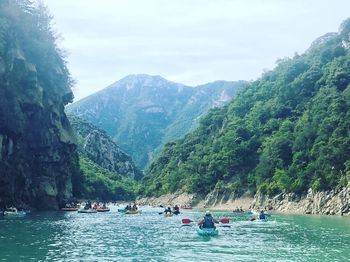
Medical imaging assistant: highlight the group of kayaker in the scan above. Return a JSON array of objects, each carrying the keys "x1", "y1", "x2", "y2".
[
  {"x1": 163, "y1": 204, "x2": 180, "y2": 215},
  {"x1": 125, "y1": 203, "x2": 138, "y2": 211},
  {"x1": 82, "y1": 201, "x2": 109, "y2": 210},
  {"x1": 233, "y1": 206, "x2": 244, "y2": 212}
]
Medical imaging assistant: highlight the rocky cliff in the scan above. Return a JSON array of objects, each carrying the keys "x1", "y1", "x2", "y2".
[
  {"x1": 68, "y1": 115, "x2": 142, "y2": 180},
  {"x1": 252, "y1": 185, "x2": 350, "y2": 216},
  {"x1": 0, "y1": 1, "x2": 79, "y2": 210},
  {"x1": 138, "y1": 186, "x2": 350, "y2": 216}
]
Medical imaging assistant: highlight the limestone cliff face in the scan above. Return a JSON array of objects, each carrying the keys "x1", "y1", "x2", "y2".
[
  {"x1": 0, "y1": 1, "x2": 79, "y2": 210},
  {"x1": 253, "y1": 185, "x2": 350, "y2": 216},
  {"x1": 201, "y1": 186, "x2": 350, "y2": 216},
  {"x1": 68, "y1": 115, "x2": 142, "y2": 180}
]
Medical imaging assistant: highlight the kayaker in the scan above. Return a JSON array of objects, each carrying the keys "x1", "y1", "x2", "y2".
[
  {"x1": 164, "y1": 206, "x2": 172, "y2": 214},
  {"x1": 132, "y1": 203, "x2": 138, "y2": 211},
  {"x1": 173, "y1": 205, "x2": 180, "y2": 214},
  {"x1": 84, "y1": 201, "x2": 92, "y2": 210},
  {"x1": 198, "y1": 211, "x2": 219, "y2": 228},
  {"x1": 7, "y1": 206, "x2": 17, "y2": 212},
  {"x1": 259, "y1": 210, "x2": 266, "y2": 220}
]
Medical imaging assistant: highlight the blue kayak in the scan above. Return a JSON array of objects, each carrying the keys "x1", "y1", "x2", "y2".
[
  {"x1": 197, "y1": 227, "x2": 219, "y2": 236},
  {"x1": 257, "y1": 218, "x2": 268, "y2": 222}
]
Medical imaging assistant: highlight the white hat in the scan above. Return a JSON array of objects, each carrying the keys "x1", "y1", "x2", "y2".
[{"x1": 206, "y1": 210, "x2": 211, "y2": 215}]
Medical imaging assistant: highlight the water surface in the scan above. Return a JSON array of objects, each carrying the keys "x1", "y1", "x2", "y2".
[{"x1": 0, "y1": 207, "x2": 349, "y2": 261}]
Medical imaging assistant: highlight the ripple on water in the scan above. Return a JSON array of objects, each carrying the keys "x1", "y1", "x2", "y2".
[{"x1": 0, "y1": 209, "x2": 350, "y2": 261}]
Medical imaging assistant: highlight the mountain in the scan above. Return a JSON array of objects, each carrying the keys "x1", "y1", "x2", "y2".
[
  {"x1": 0, "y1": 1, "x2": 80, "y2": 210},
  {"x1": 68, "y1": 114, "x2": 142, "y2": 180},
  {"x1": 67, "y1": 75, "x2": 245, "y2": 169},
  {"x1": 142, "y1": 18, "x2": 350, "y2": 199}
]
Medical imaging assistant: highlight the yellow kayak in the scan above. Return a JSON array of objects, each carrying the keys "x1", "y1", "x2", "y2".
[
  {"x1": 125, "y1": 210, "x2": 140, "y2": 214},
  {"x1": 164, "y1": 213, "x2": 173, "y2": 217}
]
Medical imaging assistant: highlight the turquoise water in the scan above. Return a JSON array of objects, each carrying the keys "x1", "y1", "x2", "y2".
[{"x1": 0, "y1": 207, "x2": 349, "y2": 261}]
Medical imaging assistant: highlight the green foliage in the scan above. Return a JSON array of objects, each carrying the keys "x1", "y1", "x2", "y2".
[
  {"x1": 143, "y1": 20, "x2": 350, "y2": 197},
  {"x1": 67, "y1": 77, "x2": 245, "y2": 170},
  {"x1": 0, "y1": 0, "x2": 73, "y2": 92},
  {"x1": 78, "y1": 155, "x2": 140, "y2": 201}
]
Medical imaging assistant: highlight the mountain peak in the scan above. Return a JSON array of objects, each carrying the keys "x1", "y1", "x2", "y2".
[
  {"x1": 110, "y1": 74, "x2": 185, "y2": 91},
  {"x1": 121, "y1": 74, "x2": 164, "y2": 81}
]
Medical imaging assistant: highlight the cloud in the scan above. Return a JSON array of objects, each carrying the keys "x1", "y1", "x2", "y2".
[{"x1": 43, "y1": 0, "x2": 350, "y2": 101}]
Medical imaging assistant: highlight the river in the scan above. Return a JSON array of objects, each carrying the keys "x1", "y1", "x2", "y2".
[{"x1": 0, "y1": 206, "x2": 349, "y2": 261}]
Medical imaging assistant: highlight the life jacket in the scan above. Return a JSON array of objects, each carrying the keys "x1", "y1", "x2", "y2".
[
  {"x1": 259, "y1": 213, "x2": 266, "y2": 220},
  {"x1": 203, "y1": 215, "x2": 214, "y2": 228}
]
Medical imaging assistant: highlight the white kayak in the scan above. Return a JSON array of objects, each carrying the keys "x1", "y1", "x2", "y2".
[
  {"x1": 78, "y1": 208, "x2": 97, "y2": 213},
  {"x1": 4, "y1": 210, "x2": 26, "y2": 217}
]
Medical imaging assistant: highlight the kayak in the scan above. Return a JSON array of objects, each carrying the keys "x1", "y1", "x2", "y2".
[
  {"x1": 125, "y1": 210, "x2": 140, "y2": 214},
  {"x1": 4, "y1": 211, "x2": 26, "y2": 217},
  {"x1": 197, "y1": 227, "x2": 219, "y2": 236},
  {"x1": 118, "y1": 208, "x2": 126, "y2": 212},
  {"x1": 164, "y1": 213, "x2": 173, "y2": 217},
  {"x1": 96, "y1": 208, "x2": 110, "y2": 212},
  {"x1": 61, "y1": 207, "x2": 79, "y2": 211},
  {"x1": 247, "y1": 210, "x2": 258, "y2": 215},
  {"x1": 257, "y1": 218, "x2": 268, "y2": 222},
  {"x1": 181, "y1": 207, "x2": 192, "y2": 210},
  {"x1": 78, "y1": 208, "x2": 97, "y2": 213},
  {"x1": 173, "y1": 210, "x2": 180, "y2": 215}
]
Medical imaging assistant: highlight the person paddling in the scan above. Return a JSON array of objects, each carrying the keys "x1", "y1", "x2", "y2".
[
  {"x1": 259, "y1": 210, "x2": 266, "y2": 220},
  {"x1": 164, "y1": 206, "x2": 172, "y2": 215},
  {"x1": 173, "y1": 205, "x2": 180, "y2": 215},
  {"x1": 198, "y1": 211, "x2": 219, "y2": 228}
]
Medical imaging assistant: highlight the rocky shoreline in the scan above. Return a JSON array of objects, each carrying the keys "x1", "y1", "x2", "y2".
[{"x1": 138, "y1": 184, "x2": 350, "y2": 216}]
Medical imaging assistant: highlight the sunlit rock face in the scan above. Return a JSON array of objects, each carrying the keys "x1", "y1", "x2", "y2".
[{"x1": 0, "y1": 1, "x2": 79, "y2": 210}]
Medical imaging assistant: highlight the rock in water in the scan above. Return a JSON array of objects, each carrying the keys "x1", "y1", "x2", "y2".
[{"x1": 0, "y1": 1, "x2": 79, "y2": 210}]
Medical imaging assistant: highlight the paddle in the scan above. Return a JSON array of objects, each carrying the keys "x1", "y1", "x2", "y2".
[
  {"x1": 219, "y1": 218, "x2": 229, "y2": 224},
  {"x1": 219, "y1": 218, "x2": 231, "y2": 227},
  {"x1": 182, "y1": 218, "x2": 193, "y2": 224},
  {"x1": 181, "y1": 218, "x2": 230, "y2": 227}
]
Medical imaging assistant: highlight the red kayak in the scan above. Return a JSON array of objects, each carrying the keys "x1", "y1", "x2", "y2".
[
  {"x1": 61, "y1": 207, "x2": 79, "y2": 211},
  {"x1": 96, "y1": 208, "x2": 110, "y2": 212}
]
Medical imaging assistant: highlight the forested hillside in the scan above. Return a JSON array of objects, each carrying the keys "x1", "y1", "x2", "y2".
[
  {"x1": 68, "y1": 115, "x2": 141, "y2": 200},
  {"x1": 142, "y1": 19, "x2": 350, "y2": 198}
]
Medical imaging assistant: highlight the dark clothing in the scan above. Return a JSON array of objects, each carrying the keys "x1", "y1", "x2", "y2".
[
  {"x1": 164, "y1": 208, "x2": 172, "y2": 214},
  {"x1": 203, "y1": 215, "x2": 215, "y2": 228},
  {"x1": 259, "y1": 213, "x2": 266, "y2": 220}
]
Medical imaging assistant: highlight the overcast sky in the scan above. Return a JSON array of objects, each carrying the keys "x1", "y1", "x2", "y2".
[{"x1": 43, "y1": 0, "x2": 350, "y2": 101}]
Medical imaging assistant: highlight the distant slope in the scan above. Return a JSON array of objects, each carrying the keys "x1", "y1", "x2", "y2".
[
  {"x1": 68, "y1": 115, "x2": 142, "y2": 180},
  {"x1": 142, "y1": 18, "x2": 350, "y2": 198},
  {"x1": 67, "y1": 75, "x2": 245, "y2": 169},
  {"x1": 77, "y1": 155, "x2": 140, "y2": 201}
]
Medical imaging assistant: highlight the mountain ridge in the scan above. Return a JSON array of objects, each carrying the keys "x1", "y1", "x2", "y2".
[{"x1": 67, "y1": 75, "x2": 246, "y2": 169}]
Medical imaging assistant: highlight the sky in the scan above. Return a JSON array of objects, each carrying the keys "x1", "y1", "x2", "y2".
[{"x1": 42, "y1": 0, "x2": 350, "y2": 101}]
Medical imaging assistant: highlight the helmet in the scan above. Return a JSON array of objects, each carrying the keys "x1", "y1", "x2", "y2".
[{"x1": 205, "y1": 210, "x2": 211, "y2": 215}]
